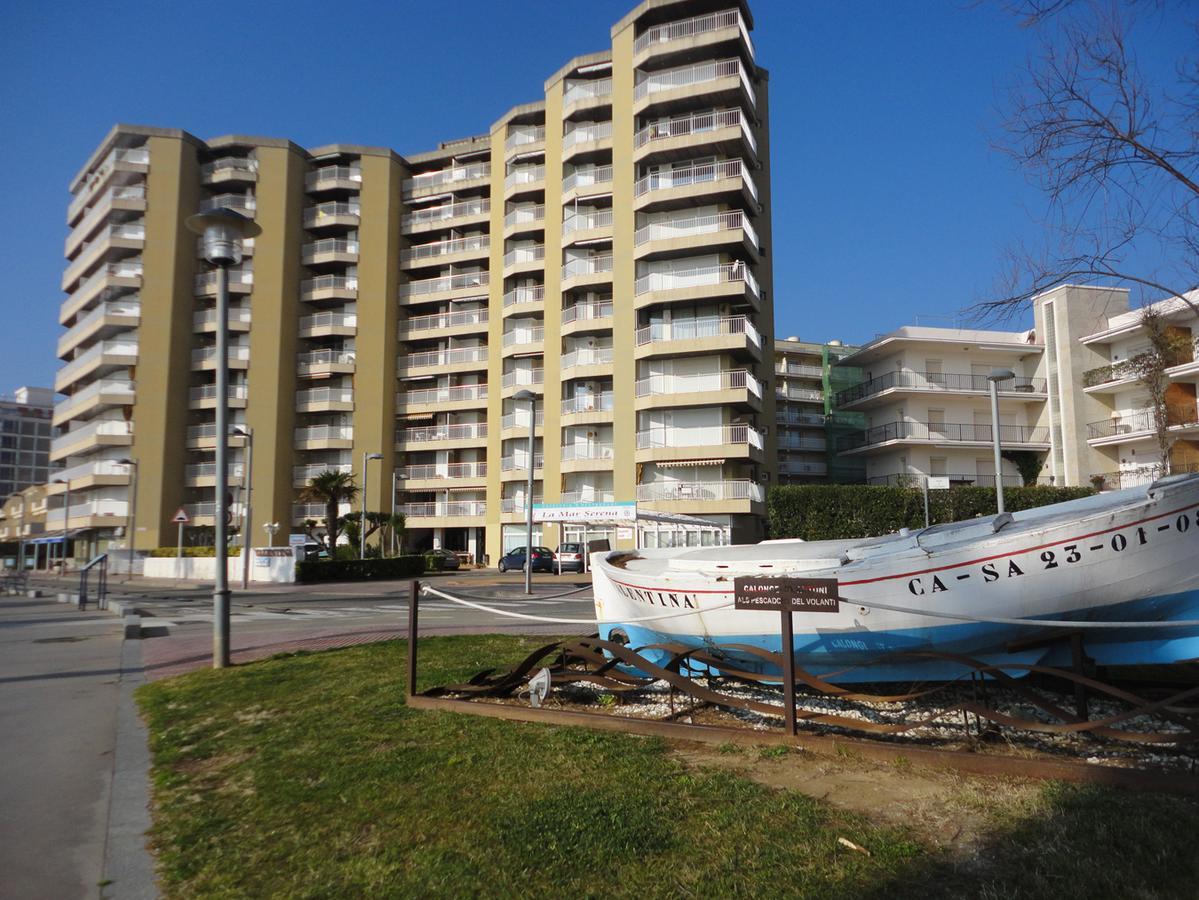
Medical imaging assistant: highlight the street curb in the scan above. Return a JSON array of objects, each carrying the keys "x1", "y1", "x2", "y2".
[{"x1": 101, "y1": 635, "x2": 158, "y2": 899}]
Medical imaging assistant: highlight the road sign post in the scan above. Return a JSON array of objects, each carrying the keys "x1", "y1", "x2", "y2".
[{"x1": 172, "y1": 507, "x2": 190, "y2": 569}]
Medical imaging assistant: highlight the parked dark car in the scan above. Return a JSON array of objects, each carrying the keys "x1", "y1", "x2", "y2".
[
  {"x1": 555, "y1": 542, "x2": 585, "y2": 573},
  {"x1": 497, "y1": 546, "x2": 556, "y2": 573},
  {"x1": 427, "y1": 548, "x2": 461, "y2": 570}
]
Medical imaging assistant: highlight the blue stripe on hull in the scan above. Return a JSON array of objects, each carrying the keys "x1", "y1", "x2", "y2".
[{"x1": 601, "y1": 589, "x2": 1199, "y2": 683}]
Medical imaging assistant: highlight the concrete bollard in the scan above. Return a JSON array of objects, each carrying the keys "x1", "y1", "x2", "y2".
[
  {"x1": 26, "y1": 589, "x2": 41, "y2": 598},
  {"x1": 123, "y1": 615, "x2": 141, "y2": 640},
  {"x1": 56, "y1": 592, "x2": 72, "y2": 604}
]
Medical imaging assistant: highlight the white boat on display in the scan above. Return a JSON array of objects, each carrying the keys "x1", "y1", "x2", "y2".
[{"x1": 591, "y1": 473, "x2": 1199, "y2": 682}]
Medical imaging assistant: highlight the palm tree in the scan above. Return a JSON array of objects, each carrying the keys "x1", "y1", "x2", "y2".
[{"x1": 299, "y1": 470, "x2": 358, "y2": 551}]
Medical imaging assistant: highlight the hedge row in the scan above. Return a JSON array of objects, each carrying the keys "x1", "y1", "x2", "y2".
[
  {"x1": 148, "y1": 546, "x2": 241, "y2": 558},
  {"x1": 295, "y1": 555, "x2": 425, "y2": 584},
  {"x1": 767, "y1": 484, "x2": 1095, "y2": 541}
]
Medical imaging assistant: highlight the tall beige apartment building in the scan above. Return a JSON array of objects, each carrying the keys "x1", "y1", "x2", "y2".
[{"x1": 52, "y1": 0, "x2": 775, "y2": 564}]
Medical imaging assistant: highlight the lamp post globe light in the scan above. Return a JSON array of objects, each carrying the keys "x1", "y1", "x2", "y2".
[
  {"x1": 986, "y1": 368, "x2": 1016, "y2": 515},
  {"x1": 513, "y1": 389, "x2": 537, "y2": 595},
  {"x1": 263, "y1": 522, "x2": 280, "y2": 547},
  {"x1": 361, "y1": 452, "x2": 384, "y2": 560},
  {"x1": 186, "y1": 208, "x2": 261, "y2": 670}
]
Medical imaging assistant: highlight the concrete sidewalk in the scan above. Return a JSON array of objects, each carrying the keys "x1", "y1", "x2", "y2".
[{"x1": 0, "y1": 597, "x2": 156, "y2": 899}]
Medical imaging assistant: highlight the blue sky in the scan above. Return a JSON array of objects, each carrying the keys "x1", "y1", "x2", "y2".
[{"x1": 0, "y1": 0, "x2": 1189, "y2": 390}]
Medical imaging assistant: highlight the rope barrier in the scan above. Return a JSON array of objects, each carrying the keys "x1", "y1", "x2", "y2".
[
  {"x1": 420, "y1": 583, "x2": 594, "y2": 603},
  {"x1": 421, "y1": 584, "x2": 735, "y2": 625}
]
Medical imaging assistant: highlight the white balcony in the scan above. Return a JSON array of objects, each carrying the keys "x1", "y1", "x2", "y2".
[
  {"x1": 195, "y1": 269, "x2": 253, "y2": 294},
  {"x1": 192, "y1": 345, "x2": 250, "y2": 367},
  {"x1": 199, "y1": 193, "x2": 256, "y2": 216},
  {"x1": 201, "y1": 157, "x2": 258, "y2": 183},
  {"x1": 635, "y1": 261, "x2": 759, "y2": 299},
  {"x1": 68, "y1": 147, "x2": 149, "y2": 223},
  {"x1": 303, "y1": 201, "x2": 360, "y2": 228},
  {"x1": 293, "y1": 501, "x2": 332, "y2": 521},
  {"x1": 561, "y1": 347, "x2": 615, "y2": 369},
  {"x1": 563, "y1": 209, "x2": 614, "y2": 235},
  {"x1": 504, "y1": 165, "x2": 546, "y2": 191},
  {"x1": 188, "y1": 384, "x2": 247, "y2": 407},
  {"x1": 503, "y1": 285, "x2": 545, "y2": 307},
  {"x1": 402, "y1": 198, "x2": 489, "y2": 231},
  {"x1": 50, "y1": 418, "x2": 133, "y2": 457},
  {"x1": 501, "y1": 369, "x2": 544, "y2": 389},
  {"x1": 636, "y1": 424, "x2": 764, "y2": 451},
  {"x1": 777, "y1": 362, "x2": 824, "y2": 378},
  {"x1": 298, "y1": 311, "x2": 357, "y2": 336},
  {"x1": 400, "y1": 270, "x2": 489, "y2": 300},
  {"x1": 300, "y1": 275, "x2": 357, "y2": 301},
  {"x1": 65, "y1": 184, "x2": 147, "y2": 256},
  {"x1": 505, "y1": 125, "x2": 546, "y2": 152},
  {"x1": 295, "y1": 424, "x2": 354, "y2": 444},
  {"x1": 306, "y1": 166, "x2": 362, "y2": 192},
  {"x1": 398, "y1": 422, "x2": 487, "y2": 444},
  {"x1": 636, "y1": 368, "x2": 762, "y2": 399},
  {"x1": 503, "y1": 244, "x2": 546, "y2": 269},
  {"x1": 296, "y1": 387, "x2": 354, "y2": 410},
  {"x1": 500, "y1": 454, "x2": 545, "y2": 472},
  {"x1": 55, "y1": 339, "x2": 139, "y2": 391},
  {"x1": 398, "y1": 383, "x2": 487, "y2": 406},
  {"x1": 777, "y1": 386, "x2": 824, "y2": 402},
  {"x1": 402, "y1": 461, "x2": 488, "y2": 481},
  {"x1": 562, "y1": 255, "x2": 614, "y2": 280},
  {"x1": 401, "y1": 501, "x2": 486, "y2": 519},
  {"x1": 634, "y1": 209, "x2": 757, "y2": 249},
  {"x1": 562, "y1": 300, "x2": 614, "y2": 327},
  {"x1": 53, "y1": 378, "x2": 134, "y2": 424},
  {"x1": 500, "y1": 409, "x2": 544, "y2": 431},
  {"x1": 401, "y1": 347, "x2": 487, "y2": 370},
  {"x1": 636, "y1": 480, "x2": 764, "y2": 504},
  {"x1": 635, "y1": 58, "x2": 754, "y2": 107},
  {"x1": 301, "y1": 238, "x2": 358, "y2": 265},
  {"x1": 634, "y1": 158, "x2": 757, "y2": 204},
  {"x1": 50, "y1": 458, "x2": 134, "y2": 485},
  {"x1": 562, "y1": 165, "x2": 613, "y2": 195},
  {"x1": 502, "y1": 326, "x2": 545, "y2": 348},
  {"x1": 504, "y1": 205, "x2": 545, "y2": 231},
  {"x1": 401, "y1": 234, "x2": 489, "y2": 265},
  {"x1": 402, "y1": 308, "x2": 487, "y2": 334},
  {"x1": 561, "y1": 443, "x2": 614, "y2": 462},
  {"x1": 193, "y1": 305, "x2": 252, "y2": 331},
  {"x1": 562, "y1": 122, "x2": 613, "y2": 151},
  {"x1": 559, "y1": 490, "x2": 616, "y2": 504},
  {"x1": 633, "y1": 7, "x2": 754, "y2": 60},
  {"x1": 185, "y1": 463, "x2": 245, "y2": 485},
  {"x1": 563, "y1": 77, "x2": 613, "y2": 107},
  {"x1": 297, "y1": 349, "x2": 356, "y2": 372},
  {"x1": 186, "y1": 423, "x2": 248, "y2": 446},
  {"x1": 57, "y1": 298, "x2": 141, "y2": 358},
  {"x1": 636, "y1": 315, "x2": 760, "y2": 348},
  {"x1": 635, "y1": 107, "x2": 756, "y2": 156},
  {"x1": 562, "y1": 393, "x2": 615, "y2": 415},
  {"x1": 404, "y1": 162, "x2": 490, "y2": 198},
  {"x1": 293, "y1": 464, "x2": 352, "y2": 487}
]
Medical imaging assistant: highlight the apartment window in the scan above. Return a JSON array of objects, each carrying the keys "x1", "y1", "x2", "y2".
[
  {"x1": 929, "y1": 457, "x2": 947, "y2": 477},
  {"x1": 925, "y1": 359, "x2": 943, "y2": 386}
]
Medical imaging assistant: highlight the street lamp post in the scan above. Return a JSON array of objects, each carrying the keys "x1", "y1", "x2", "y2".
[
  {"x1": 390, "y1": 471, "x2": 409, "y2": 556},
  {"x1": 116, "y1": 458, "x2": 138, "y2": 578},
  {"x1": 987, "y1": 368, "x2": 1016, "y2": 515},
  {"x1": 52, "y1": 478, "x2": 70, "y2": 574},
  {"x1": 232, "y1": 427, "x2": 254, "y2": 589},
  {"x1": 187, "y1": 208, "x2": 261, "y2": 669},
  {"x1": 360, "y1": 452, "x2": 383, "y2": 560},
  {"x1": 514, "y1": 390, "x2": 537, "y2": 595},
  {"x1": 10, "y1": 492, "x2": 26, "y2": 573},
  {"x1": 263, "y1": 522, "x2": 279, "y2": 547}
]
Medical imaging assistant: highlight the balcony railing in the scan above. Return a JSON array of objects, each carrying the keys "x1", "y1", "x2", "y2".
[
  {"x1": 779, "y1": 461, "x2": 829, "y2": 476},
  {"x1": 561, "y1": 443, "x2": 614, "y2": 461},
  {"x1": 187, "y1": 423, "x2": 247, "y2": 443},
  {"x1": 301, "y1": 239, "x2": 358, "y2": 263},
  {"x1": 635, "y1": 315, "x2": 760, "y2": 347},
  {"x1": 296, "y1": 387, "x2": 354, "y2": 406},
  {"x1": 68, "y1": 147, "x2": 150, "y2": 221},
  {"x1": 634, "y1": 261, "x2": 759, "y2": 298},
  {"x1": 562, "y1": 165, "x2": 613, "y2": 194},
  {"x1": 562, "y1": 392, "x2": 615, "y2": 415},
  {"x1": 561, "y1": 346, "x2": 615, "y2": 368},
  {"x1": 634, "y1": 157, "x2": 756, "y2": 202},
  {"x1": 402, "y1": 461, "x2": 488, "y2": 480},
  {"x1": 303, "y1": 201, "x2": 360, "y2": 227},
  {"x1": 564, "y1": 77, "x2": 614, "y2": 106},
  {"x1": 563, "y1": 255, "x2": 614, "y2": 280},
  {"x1": 189, "y1": 384, "x2": 248, "y2": 404},
  {"x1": 305, "y1": 166, "x2": 362, "y2": 190},
  {"x1": 500, "y1": 410, "x2": 544, "y2": 430},
  {"x1": 502, "y1": 326, "x2": 545, "y2": 348},
  {"x1": 634, "y1": 57, "x2": 753, "y2": 107},
  {"x1": 51, "y1": 458, "x2": 135, "y2": 484},
  {"x1": 57, "y1": 340, "x2": 139, "y2": 385},
  {"x1": 293, "y1": 464, "x2": 352, "y2": 487},
  {"x1": 501, "y1": 369, "x2": 544, "y2": 389},
  {"x1": 299, "y1": 311, "x2": 356, "y2": 332},
  {"x1": 400, "y1": 270, "x2": 489, "y2": 299},
  {"x1": 400, "y1": 383, "x2": 487, "y2": 406},
  {"x1": 398, "y1": 422, "x2": 487, "y2": 443},
  {"x1": 500, "y1": 454, "x2": 545, "y2": 472},
  {"x1": 563, "y1": 209, "x2": 614, "y2": 235},
  {"x1": 504, "y1": 205, "x2": 545, "y2": 229},
  {"x1": 403, "y1": 162, "x2": 490, "y2": 197},
  {"x1": 562, "y1": 300, "x2": 614, "y2": 325},
  {"x1": 636, "y1": 424, "x2": 764, "y2": 450},
  {"x1": 58, "y1": 298, "x2": 141, "y2": 356},
  {"x1": 835, "y1": 371, "x2": 1048, "y2": 406},
  {"x1": 193, "y1": 306, "x2": 251, "y2": 329},
  {"x1": 777, "y1": 362, "x2": 823, "y2": 377},
  {"x1": 504, "y1": 165, "x2": 546, "y2": 190},
  {"x1": 634, "y1": 7, "x2": 753, "y2": 58},
  {"x1": 401, "y1": 347, "x2": 487, "y2": 369},
  {"x1": 839, "y1": 421, "x2": 1050, "y2": 452},
  {"x1": 51, "y1": 418, "x2": 133, "y2": 454},
  {"x1": 1086, "y1": 408, "x2": 1199, "y2": 440},
  {"x1": 300, "y1": 274, "x2": 357, "y2": 299},
  {"x1": 635, "y1": 107, "x2": 756, "y2": 155},
  {"x1": 195, "y1": 269, "x2": 253, "y2": 292},
  {"x1": 777, "y1": 386, "x2": 824, "y2": 402},
  {"x1": 192, "y1": 345, "x2": 250, "y2": 365},
  {"x1": 778, "y1": 411, "x2": 828, "y2": 427},
  {"x1": 634, "y1": 209, "x2": 757, "y2": 248},
  {"x1": 636, "y1": 479, "x2": 763, "y2": 503},
  {"x1": 503, "y1": 285, "x2": 546, "y2": 307},
  {"x1": 402, "y1": 198, "x2": 489, "y2": 229},
  {"x1": 636, "y1": 368, "x2": 762, "y2": 398},
  {"x1": 295, "y1": 424, "x2": 354, "y2": 443},
  {"x1": 503, "y1": 244, "x2": 546, "y2": 268},
  {"x1": 401, "y1": 501, "x2": 486, "y2": 518},
  {"x1": 199, "y1": 193, "x2": 256, "y2": 215},
  {"x1": 402, "y1": 308, "x2": 488, "y2": 333},
  {"x1": 201, "y1": 157, "x2": 258, "y2": 179},
  {"x1": 185, "y1": 463, "x2": 245, "y2": 481},
  {"x1": 563, "y1": 121, "x2": 613, "y2": 150},
  {"x1": 778, "y1": 436, "x2": 828, "y2": 451},
  {"x1": 293, "y1": 501, "x2": 332, "y2": 520},
  {"x1": 401, "y1": 234, "x2": 488, "y2": 265},
  {"x1": 505, "y1": 125, "x2": 546, "y2": 151},
  {"x1": 54, "y1": 379, "x2": 134, "y2": 418},
  {"x1": 559, "y1": 490, "x2": 616, "y2": 504}
]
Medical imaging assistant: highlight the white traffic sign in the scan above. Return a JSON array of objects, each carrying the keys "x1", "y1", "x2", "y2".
[
  {"x1": 172, "y1": 507, "x2": 190, "y2": 524},
  {"x1": 926, "y1": 476, "x2": 951, "y2": 490}
]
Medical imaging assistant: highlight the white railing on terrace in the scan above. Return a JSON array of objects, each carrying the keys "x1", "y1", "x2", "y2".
[
  {"x1": 562, "y1": 392, "x2": 615, "y2": 415},
  {"x1": 57, "y1": 340, "x2": 139, "y2": 384},
  {"x1": 292, "y1": 464, "x2": 352, "y2": 487},
  {"x1": 636, "y1": 479, "x2": 764, "y2": 504},
  {"x1": 563, "y1": 209, "x2": 614, "y2": 234},
  {"x1": 562, "y1": 165, "x2": 613, "y2": 194},
  {"x1": 564, "y1": 77, "x2": 614, "y2": 106},
  {"x1": 293, "y1": 501, "x2": 331, "y2": 520},
  {"x1": 500, "y1": 498, "x2": 543, "y2": 514},
  {"x1": 501, "y1": 410, "x2": 544, "y2": 430},
  {"x1": 202, "y1": 157, "x2": 258, "y2": 178},
  {"x1": 68, "y1": 147, "x2": 150, "y2": 220},
  {"x1": 51, "y1": 458, "x2": 135, "y2": 484},
  {"x1": 297, "y1": 349, "x2": 355, "y2": 368},
  {"x1": 52, "y1": 418, "x2": 133, "y2": 453},
  {"x1": 635, "y1": 315, "x2": 760, "y2": 347},
  {"x1": 503, "y1": 284, "x2": 546, "y2": 306},
  {"x1": 501, "y1": 369, "x2": 544, "y2": 389},
  {"x1": 402, "y1": 461, "x2": 488, "y2": 480},
  {"x1": 306, "y1": 166, "x2": 362, "y2": 190},
  {"x1": 185, "y1": 463, "x2": 245, "y2": 481},
  {"x1": 503, "y1": 326, "x2": 545, "y2": 347},
  {"x1": 559, "y1": 490, "x2": 616, "y2": 504},
  {"x1": 778, "y1": 386, "x2": 824, "y2": 402},
  {"x1": 402, "y1": 308, "x2": 488, "y2": 333},
  {"x1": 399, "y1": 383, "x2": 488, "y2": 406},
  {"x1": 504, "y1": 205, "x2": 545, "y2": 229},
  {"x1": 301, "y1": 275, "x2": 357, "y2": 297},
  {"x1": 635, "y1": 262, "x2": 759, "y2": 298},
  {"x1": 400, "y1": 270, "x2": 489, "y2": 298},
  {"x1": 402, "y1": 501, "x2": 486, "y2": 518},
  {"x1": 563, "y1": 255, "x2": 614, "y2": 279},
  {"x1": 561, "y1": 443, "x2": 615, "y2": 461},
  {"x1": 399, "y1": 422, "x2": 487, "y2": 443},
  {"x1": 636, "y1": 424, "x2": 764, "y2": 450},
  {"x1": 402, "y1": 198, "x2": 489, "y2": 229},
  {"x1": 295, "y1": 424, "x2": 354, "y2": 443},
  {"x1": 193, "y1": 306, "x2": 252, "y2": 329},
  {"x1": 634, "y1": 7, "x2": 753, "y2": 58},
  {"x1": 79, "y1": 222, "x2": 144, "y2": 244},
  {"x1": 503, "y1": 244, "x2": 545, "y2": 268},
  {"x1": 778, "y1": 411, "x2": 827, "y2": 427},
  {"x1": 635, "y1": 58, "x2": 753, "y2": 107},
  {"x1": 401, "y1": 346, "x2": 488, "y2": 369},
  {"x1": 500, "y1": 454, "x2": 545, "y2": 472},
  {"x1": 296, "y1": 387, "x2": 354, "y2": 406},
  {"x1": 187, "y1": 423, "x2": 247, "y2": 442},
  {"x1": 636, "y1": 368, "x2": 762, "y2": 398},
  {"x1": 561, "y1": 346, "x2": 615, "y2": 368},
  {"x1": 192, "y1": 345, "x2": 250, "y2": 365},
  {"x1": 635, "y1": 108, "x2": 755, "y2": 154},
  {"x1": 195, "y1": 269, "x2": 253, "y2": 291},
  {"x1": 303, "y1": 201, "x2": 360, "y2": 227},
  {"x1": 58, "y1": 299, "x2": 141, "y2": 355},
  {"x1": 777, "y1": 362, "x2": 824, "y2": 377},
  {"x1": 199, "y1": 193, "x2": 256, "y2": 214},
  {"x1": 505, "y1": 165, "x2": 546, "y2": 189},
  {"x1": 189, "y1": 384, "x2": 248, "y2": 404},
  {"x1": 563, "y1": 121, "x2": 613, "y2": 150},
  {"x1": 299, "y1": 311, "x2": 357, "y2": 332},
  {"x1": 562, "y1": 300, "x2": 614, "y2": 325},
  {"x1": 55, "y1": 379, "x2": 134, "y2": 417},
  {"x1": 634, "y1": 158, "x2": 756, "y2": 202},
  {"x1": 301, "y1": 239, "x2": 358, "y2": 262},
  {"x1": 68, "y1": 185, "x2": 148, "y2": 244},
  {"x1": 634, "y1": 209, "x2": 757, "y2": 248},
  {"x1": 48, "y1": 499, "x2": 128, "y2": 522},
  {"x1": 401, "y1": 234, "x2": 488, "y2": 264},
  {"x1": 505, "y1": 126, "x2": 546, "y2": 151},
  {"x1": 404, "y1": 162, "x2": 490, "y2": 196}
]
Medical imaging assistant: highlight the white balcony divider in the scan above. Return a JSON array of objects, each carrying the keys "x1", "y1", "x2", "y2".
[
  {"x1": 562, "y1": 300, "x2": 614, "y2": 325},
  {"x1": 199, "y1": 193, "x2": 256, "y2": 214},
  {"x1": 399, "y1": 422, "x2": 488, "y2": 443},
  {"x1": 503, "y1": 284, "x2": 546, "y2": 307},
  {"x1": 634, "y1": 209, "x2": 756, "y2": 247},
  {"x1": 296, "y1": 387, "x2": 354, "y2": 406},
  {"x1": 295, "y1": 424, "x2": 354, "y2": 443},
  {"x1": 401, "y1": 234, "x2": 489, "y2": 264},
  {"x1": 503, "y1": 244, "x2": 546, "y2": 267},
  {"x1": 563, "y1": 209, "x2": 614, "y2": 235},
  {"x1": 634, "y1": 261, "x2": 759, "y2": 298},
  {"x1": 634, "y1": 7, "x2": 754, "y2": 58},
  {"x1": 636, "y1": 479, "x2": 763, "y2": 503},
  {"x1": 402, "y1": 461, "x2": 488, "y2": 480},
  {"x1": 297, "y1": 349, "x2": 356, "y2": 368},
  {"x1": 635, "y1": 108, "x2": 755, "y2": 156},
  {"x1": 401, "y1": 501, "x2": 486, "y2": 518},
  {"x1": 563, "y1": 77, "x2": 614, "y2": 106},
  {"x1": 299, "y1": 311, "x2": 357, "y2": 332},
  {"x1": 561, "y1": 392, "x2": 615, "y2": 415},
  {"x1": 399, "y1": 383, "x2": 488, "y2": 405},
  {"x1": 305, "y1": 166, "x2": 362, "y2": 190},
  {"x1": 403, "y1": 162, "x2": 490, "y2": 197},
  {"x1": 503, "y1": 205, "x2": 545, "y2": 229},
  {"x1": 504, "y1": 164, "x2": 546, "y2": 189},
  {"x1": 635, "y1": 368, "x2": 761, "y2": 398},
  {"x1": 563, "y1": 255, "x2": 614, "y2": 279},
  {"x1": 51, "y1": 418, "x2": 133, "y2": 454},
  {"x1": 301, "y1": 274, "x2": 357, "y2": 298},
  {"x1": 501, "y1": 369, "x2": 545, "y2": 389},
  {"x1": 636, "y1": 424, "x2": 763, "y2": 450},
  {"x1": 635, "y1": 315, "x2": 759, "y2": 347},
  {"x1": 562, "y1": 165, "x2": 613, "y2": 194},
  {"x1": 634, "y1": 58, "x2": 753, "y2": 107},
  {"x1": 402, "y1": 308, "x2": 488, "y2": 333},
  {"x1": 400, "y1": 270, "x2": 489, "y2": 299},
  {"x1": 561, "y1": 346, "x2": 615, "y2": 368},
  {"x1": 502, "y1": 326, "x2": 545, "y2": 347},
  {"x1": 505, "y1": 125, "x2": 546, "y2": 151},
  {"x1": 303, "y1": 201, "x2": 360, "y2": 227},
  {"x1": 402, "y1": 198, "x2": 490, "y2": 229},
  {"x1": 633, "y1": 157, "x2": 756, "y2": 202},
  {"x1": 562, "y1": 121, "x2": 613, "y2": 150},
  {"x1": 189, "y1": 384, "x2": 248, "y2": 404},
  {"x1": 401, "y1": 346, "x2": 488, "y2": 369},
  {"x1": 293, "y1": 464, "x2": 352, "y2": 486}
]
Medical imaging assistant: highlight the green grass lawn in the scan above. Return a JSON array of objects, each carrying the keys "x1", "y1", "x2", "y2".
[{"x1": 138, "y1": 636, "x2": 1199, "y2": 899}]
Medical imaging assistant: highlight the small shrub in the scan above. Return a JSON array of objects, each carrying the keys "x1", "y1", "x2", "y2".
[
  {"x1": 148, "y1": 546, "x2": 241, "y2": 558},
  {"x1": 295, "y1": 555, "x2": 425, "y2": 584}
]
